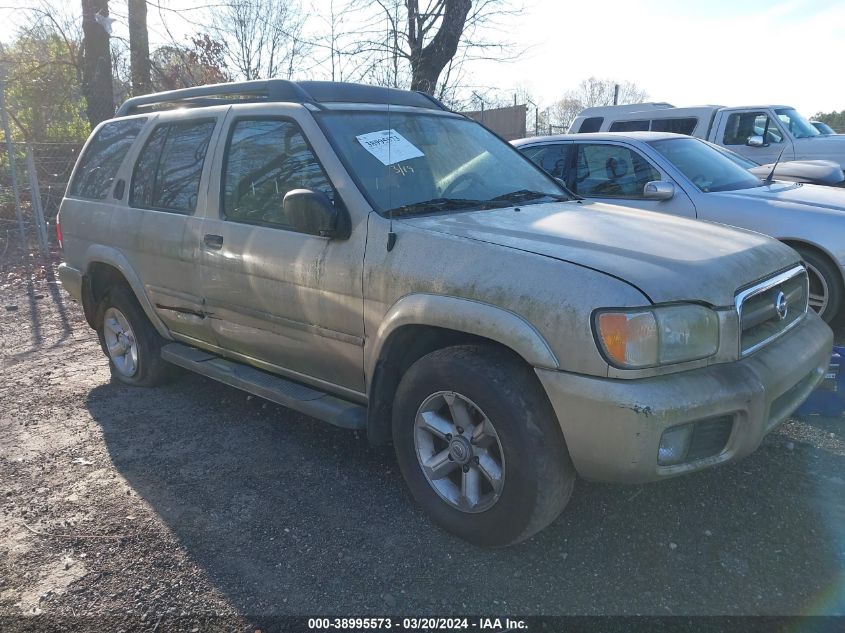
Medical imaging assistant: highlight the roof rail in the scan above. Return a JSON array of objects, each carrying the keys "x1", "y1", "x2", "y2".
[{"x1": 115, "y1": 79, "x2": 449, "y2": 117}]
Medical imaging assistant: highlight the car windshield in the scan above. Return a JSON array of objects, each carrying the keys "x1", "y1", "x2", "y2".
[
  {"x1": 703, "y1": 141, "x2": 761, "y2": 169},
  {"x1": 775, "y1": 108, "x2": 820, "y2": 139},
  {"x1": 316, "y1": 110, "x2": 570, "y2": 215},
  {"x1": 813, "y1": 121, "x2": 836, "y2": 135},
  {"x1": 649, "y1": 137, "x2": 763, "y2": 192}
]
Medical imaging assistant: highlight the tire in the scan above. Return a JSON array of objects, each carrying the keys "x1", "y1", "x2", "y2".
[
  {"x1": 796, "y1": 246, "x2": 842, "y2": 323},
  {"x1": 392, "y1": 344, "x2": 576, "y2": 547},
  {"x1": 96, "y1": 285, "x2": 172, "y2": 387}
]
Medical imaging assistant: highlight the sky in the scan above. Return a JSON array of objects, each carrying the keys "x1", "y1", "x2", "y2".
[{"x1": 0, "y1": 0, "x2": 842, "y2": 116}]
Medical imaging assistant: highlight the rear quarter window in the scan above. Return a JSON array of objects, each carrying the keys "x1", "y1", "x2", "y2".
[{"x1": 68, "y1": 118, "x2": 147, "y2": 200}]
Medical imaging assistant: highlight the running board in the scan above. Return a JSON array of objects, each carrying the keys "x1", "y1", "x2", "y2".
[{"x1": 161, "y1": 343, "x2": 366, "y2": 430}]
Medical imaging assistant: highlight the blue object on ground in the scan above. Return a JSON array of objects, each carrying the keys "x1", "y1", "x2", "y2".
[{"x1": 795, "y1": 345, "x2": 845, "y2": 417}]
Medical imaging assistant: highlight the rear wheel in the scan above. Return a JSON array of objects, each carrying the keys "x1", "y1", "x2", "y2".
[
  {"x1": 796, "y1": 246, "x2": 842, "y2": 323},
  {"x1": 392, "y1": 345, "x2": 575, "y2": 546},
  {"x1": 96, "y1": 286, "x2": 172, "y2": 386}
]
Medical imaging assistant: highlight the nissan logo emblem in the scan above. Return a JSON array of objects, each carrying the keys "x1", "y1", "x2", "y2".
[{"x1": 774, "y1": 290, "x2": 788, "y2": 320}]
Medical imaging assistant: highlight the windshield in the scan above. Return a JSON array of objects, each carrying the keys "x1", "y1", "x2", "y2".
[
  {"x1": 775, "y1": 108, "x2": 820, "y2": 139},
  {"x1": 813, "y1": 121, "x2": 836, "y2": 135},
  {"x1": 316, "y1": 111, "x2": 569, "y2": 215},
  {"x1": 649, "y1": 137, "x2": 763, "y2": 192},
  {"x1": 703, "y1": 140, "x2": 760, "y2": 168}
]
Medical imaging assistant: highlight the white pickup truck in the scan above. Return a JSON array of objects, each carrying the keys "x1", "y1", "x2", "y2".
[{"x1": 569, "y1": 103, "x2": 845, "y2": 170}]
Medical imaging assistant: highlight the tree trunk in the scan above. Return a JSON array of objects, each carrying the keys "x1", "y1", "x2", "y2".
[
  {"x1": 80, "y1": 0, "x2": 115, "y2": 126},
  {"x1": 408, "y1": 0, "x2": 471, "y2": 95},
  {"x1": 128, "y1": 0, "x2": 151, "y2": 95}
]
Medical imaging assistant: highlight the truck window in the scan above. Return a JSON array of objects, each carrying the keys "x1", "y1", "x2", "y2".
[
  {"x1": 68, "y1": 118, "x2": 147, "y2": 200},
  {"x1": 775, "y1": 108, "x2": 820, "y2": 139},
  {"x1": 222, "y1": 118, "x2": 336, "y2": 230},
  {"x1": 609, "y1": 120, "x2": 649, "y2": 132},
  {"x1": 578, "y1": 117, "x2": 603, "y2": 133},
  {"x1": 723, "y1": 112, "x2": 782, "y2": 145},
  {"x1": 650, "y1": 117, "x2": 698, "y2": 135},
  {"x1": 573, "y1": 143, "x2": 660, "y2": 198},
  {"x1": 130, "y1": 120, "x2": 216, "y2": 214}
]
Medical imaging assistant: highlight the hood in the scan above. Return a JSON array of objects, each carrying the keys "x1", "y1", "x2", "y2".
[
  {"x1": 400, "y1": 200, "x2": 799, "y2": 306},
  {"x1": 797, "y1": 136, "x2": 845, "y2": 167},
  {"x1": 749, "y1": 160, "x2": 845, "y2": 186},
  {"x1": 715, "y1": 181, "x2": 845, "y2": 213}
]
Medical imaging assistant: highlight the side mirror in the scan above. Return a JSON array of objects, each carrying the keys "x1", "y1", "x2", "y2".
[
  {"x1": 746, "y1": 135, "x2": 767, "y2": 148},
  {"x1": 643, "y1": 180, "x2": 675, "y2": 201},
  {"x1": 283, "y1": 189, "x2": 349, "y2": 238}
]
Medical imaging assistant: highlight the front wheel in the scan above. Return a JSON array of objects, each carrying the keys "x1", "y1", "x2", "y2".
[
  {"x1": 392, "y1": 345, "x2": 576, "y2": 547},
  {"x1": 797, "y1": 246, "x2": 842, "y2": 323}
]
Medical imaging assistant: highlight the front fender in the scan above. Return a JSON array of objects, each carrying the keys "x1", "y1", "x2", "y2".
[{"x1": 366, "y1": 293, "x2": 559, "y2": 381}]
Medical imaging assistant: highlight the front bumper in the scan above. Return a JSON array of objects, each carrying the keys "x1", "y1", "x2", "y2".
[
  {"x1": 536, "y1": 312, "x2": 832, "y2": 483},
  {"x1": 57, "y1": 263, "x2": 83, "y2": 303}
]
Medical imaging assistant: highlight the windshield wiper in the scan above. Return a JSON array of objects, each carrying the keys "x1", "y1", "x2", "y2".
[
  {"x1": 489, "y1": 189, "x2": 570, "y2": 204},
  {"x1": 386, "y1": 197, "x2": 494, "y2": 217}
]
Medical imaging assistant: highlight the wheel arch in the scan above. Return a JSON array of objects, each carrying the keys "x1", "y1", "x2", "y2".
[
  {"x1": 82, "y1": 245, "x2": 170, "y2": 338},
  {"x1": 365, "y1": 294, "x2": 559, "y2": 445}
]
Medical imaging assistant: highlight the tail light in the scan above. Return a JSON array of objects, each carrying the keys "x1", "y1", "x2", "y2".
[{"x1": 56, "y1": 211, "x2": 63, "y2": 249}]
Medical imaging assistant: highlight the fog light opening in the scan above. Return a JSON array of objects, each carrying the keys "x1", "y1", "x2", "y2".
[{"x1": 658, "y1": 424, "x2": 693, "y2": 466}]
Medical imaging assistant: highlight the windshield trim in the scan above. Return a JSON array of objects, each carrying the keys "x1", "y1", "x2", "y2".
[{"x1": 311, "y1": 109, "x2": 573, "y2": 217}]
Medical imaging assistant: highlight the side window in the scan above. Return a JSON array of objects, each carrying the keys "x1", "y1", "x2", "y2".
[
  {"x1": 573, "y1": 143, "x2": 661, "y2": 198},
  {"x1": 651, "y1": 117, "x2": 698, "y2": 135},
  {"x1": 723, "y1": 112, "x2": 783, "y2": 145},
  {"x1": 578, "y1": 117, "x2": 603, "y2": 133},
  {"x1": 609, "y1": 120, "x2": 649, "y2": 132},
  {"x1": 130, "y1": 119, "x2": 216, "y2": 213},
  {"x1": 68, "y1": 118, "x2": 147, "y2": 200},
  {"x1": 521, "y1": 144, "x2": 571, "y2": 180},
  {"x1": 222, "y1": 118, "x2": 336, "y2": 230}
]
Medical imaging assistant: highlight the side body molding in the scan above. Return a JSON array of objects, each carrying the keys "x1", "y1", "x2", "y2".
[
  {"x1": 366, "y1": 293, "x2": 560, "y2": 383},
  {"x1": 83, "y1": 244, "x2": 172, "y2": 339}
]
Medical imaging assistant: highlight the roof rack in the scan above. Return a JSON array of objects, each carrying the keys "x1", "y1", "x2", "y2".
[{"x1": 115, "y1": 79, "x2": 449, "y2": 117}]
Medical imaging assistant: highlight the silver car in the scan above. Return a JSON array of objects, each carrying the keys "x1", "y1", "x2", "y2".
[
  {"x1": 58, "y1": 81, "x2": 831, "y2": 546},
  {"x1": 515, "y1": 131, "x2": 845, "y2": 321}
]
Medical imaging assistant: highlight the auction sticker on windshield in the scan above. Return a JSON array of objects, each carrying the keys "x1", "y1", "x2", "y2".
[{"x1": 356, "y1": 129, "x2": 424, "y2": 165}]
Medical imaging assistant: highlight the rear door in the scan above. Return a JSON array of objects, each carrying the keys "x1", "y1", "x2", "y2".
[
  {"x1": 567, "y1": 141, "x2": 697, "y2": 217},
  {"x1": 197, "y1": 106, "x2": 367, "y2": 397},
  {"x1": 115, "y1": 109, "x2": 226, "y2": 343}
]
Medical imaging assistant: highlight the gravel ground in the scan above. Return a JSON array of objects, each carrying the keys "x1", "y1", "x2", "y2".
[{"x1": 1, "y1": 256, "x2": 844, "y2": 631}]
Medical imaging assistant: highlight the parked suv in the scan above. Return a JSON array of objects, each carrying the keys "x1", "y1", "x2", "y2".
[{"x1": 58, "y1": 80, "x2": 832, "y2": 546}]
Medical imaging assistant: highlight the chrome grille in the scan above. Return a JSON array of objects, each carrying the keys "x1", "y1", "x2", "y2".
[{"x1": 737, "y1": 266, "x2": 808, "y2": 356}]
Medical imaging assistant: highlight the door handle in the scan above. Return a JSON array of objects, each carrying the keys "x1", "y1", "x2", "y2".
[{"x1": 203, "y1": 234, "x2": 224, "y2": 250}]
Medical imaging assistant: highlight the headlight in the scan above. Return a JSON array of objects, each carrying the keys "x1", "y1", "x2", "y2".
[{"x1": 594, "y1": 304, "x2": 719, "y2": 369}]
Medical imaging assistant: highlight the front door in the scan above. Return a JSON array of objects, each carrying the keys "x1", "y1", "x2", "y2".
[
  {"x1": 718, "y1": 110, "x2": 794, "y2": 164},
  {"x1": 568, "y1": 142, "x2": 697, "y2": 217},
  {"x1": 198, "y1": 111, "x2": 367, "y2": 397}
]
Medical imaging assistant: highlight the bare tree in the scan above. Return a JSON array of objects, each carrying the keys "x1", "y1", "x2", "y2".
[
  {"x1": 211, "y1": 0, "x2": 308, "y2": 80},
  {"x1": 127, "y1": 0, "x2": 151, "y2": 94},
  {"x1": 151, "y1": 35, "x2": 231, "y2": 90},
  {"x1": 546, "y1": 77, "x2": 649, "y2": 131},
  {"x1": 80, "y1": 0, "x2": 114, "y2": 126},
  {"x1": 568, "y1": 76, "x2": 648, "y2": 109},
  {"x1": 344, "y1": 0, "x2": 522, "y2": 98}
]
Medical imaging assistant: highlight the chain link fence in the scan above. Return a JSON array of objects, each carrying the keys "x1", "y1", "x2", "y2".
[{"x1": 0, "y1": 137, "x2": 82, "y2": 259}]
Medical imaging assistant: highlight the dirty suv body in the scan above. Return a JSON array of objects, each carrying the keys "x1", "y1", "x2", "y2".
[{"x1": 57, "y1": 80, "x2": 832, "y2": 546}]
